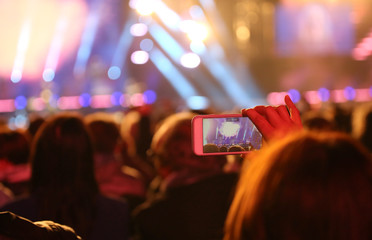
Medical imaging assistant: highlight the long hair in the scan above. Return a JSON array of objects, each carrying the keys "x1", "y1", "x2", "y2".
[
  {"x1": 224, "y1": 130, "x2": 372, "y2": 240},
  {"x1": 30, "y1": 112, "x2": 98, "y2": 238}
]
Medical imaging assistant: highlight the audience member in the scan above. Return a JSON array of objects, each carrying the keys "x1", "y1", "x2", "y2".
[
  {"x1": 352, "y1": 103, "x2": 372, "y2": 153},
  {"x1": 0, "y1": 112, "x2": 129, "y2": 240},
  {"x1": 203, "y1": 143, "x2": 219, "y2": 153},
  {"x1": 85, "y1": 112, "x2": 146, "y2": 210},
  {"x1": 27, "y1": 115, "x2": 45, "y2": 140},
  {"x1": 302, "y1": 110, "x2": 335, "y2": 131},
  {"x1": 120, "y1": 107, "x2": 156, "y2": 185},
  {"x1": 227, "y1": 145, "x2": 245, "y2": 152},
  {"x1": 133, "y1": 112, "x2": 238, "y2": 240},
  {"x1": 0, "y1": 211, "x2": 81, "y2": 239},
  {"x1": 224, "y1": 96, "x2": 372, "y2": 240},
  {"x1": 0, "y1": 130, "x2": 31, "y2": 197}
]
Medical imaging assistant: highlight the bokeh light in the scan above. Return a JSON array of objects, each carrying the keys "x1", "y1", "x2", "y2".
[
  {"x1": 108, "y1": 66, "x2": 121, "y2": 80},
  {"x1": 180, "y1": 53, "x2": 201, "y2": 68},
  {"x1": 131, "y1": 51, "x2": 149, "y2": 64}
]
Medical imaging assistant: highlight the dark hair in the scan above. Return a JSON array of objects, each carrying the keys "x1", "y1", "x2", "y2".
[
  {"x1": 0, "y1": 130, "x2": 30, "y2": 165},
  {"x1": 225, "y1": 131, "x2": 372, "y2": 240},
  {"x1": 85, "y1": 113, "x2": 120, "y2": 154},
  {"x1": 30, "y1": 112, "x2": 98, "y2": 238}
]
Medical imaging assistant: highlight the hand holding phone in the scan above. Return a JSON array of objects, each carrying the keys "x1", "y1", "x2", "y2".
[
  {"x1": 192, "y1": 114, "x2": 262, "y2": 156},
  {"x1": 242, "y1": 95, "x2": 302, "y2": 141}
]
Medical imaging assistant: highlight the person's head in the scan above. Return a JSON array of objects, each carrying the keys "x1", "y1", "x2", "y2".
[
  {"x1": 203, "y1": 143, "x2": 219, "y2": 153},
  {"x1": 30, "y1": 112, "x2": 98, "y2": 194},
  {"x1": 85, "y1": 112, "x2": 121, "y2": 155},
  {"x1": 0, "y1": 130, "x2": 31, "y2": 165},
  {"x1": 225, "y1": 130, "x2": 372, "y2": 240},
  {"x1": 120, "y1": 107, "x2": 153, "y2": 160},
  {"x1": 150, "y1": 112, "x2": 226, "y2": 177},
  {"x1": 27, "y1": 115, "x2": 46, "y2": 140},
  {"x1": 302, "y1": 111, "x2": 335, "y2": 132},
  {"x1": 352, "y1": 103, "x2": 372, "y2": 152},
  {"x1": 29, "y1": 112, "x2": 98, "y2": 237}
]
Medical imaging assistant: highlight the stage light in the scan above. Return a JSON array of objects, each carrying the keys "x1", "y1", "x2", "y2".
[
  {"x1": 267, "y1": 92, "x2": 286, "y2": 105},
  {"x1": 236, "y1": 26, "x2": 250, "y2": 41},
  {"x1": 0, "y1": 100, "x2": 15, "y2": 113},
  {"x1": 318, "y1": 87, "x2": 330, "y2": 102},
  {"x1": 332, "y1": 89, "x2": 347, "y2": 103},
  {"x1": 130, "y1": 23, "x2": 148, "y2": 37},
  {"x1": 344, "y1": 86, "x2": 356, "y2": 101},
  {"x1": 304, "y1": 91, "x2": 321, "y2": 105},
  {"x1": 41, "y1": 89, "x2": 53, "y2": 102},
  {"x1": 140, "y1": 39, "x2": 154, "y2": 51},
  {"x1": 11, "y1": 70, "x2": 22, "y2": 83},
  {"x1": 15, "y1": 96, "x2": 27, "y2": 110},
  {"x1": 107, "y1": 66, "x2": 121, "y2": 80},
  {"x1": 143, "y1": 90, "x2": 157, "y2": 104},
  {"x1": 111, "y1": 12, "x2": 136, "y2": 77},
  {"x1": 58, "y1": 96, "x2": 82, "y2": 110},
  {"x1": 42, "y1": 68, "x2": 55, "y2": 82},
  {"x1": 1, "y1": 1, "x2": 86, "y2": 81},
  {"x1": 180, "y1": 53, "x2": 201, "y2": 68},
  {"x1": 91, "y1": 95, "x2": 113, "y2": 109},
  {"x1": 129, "y1": 0, "x2": 158, "y2": 16},
  {"x1": 220, "y1": 122, "x2": 240, "y2": 138},
  {"x1": 79, "y1": 93, "x2": 91, "y2": 107},
  {"x1": 149, "y1": 23, "x2": 184, "y2": 60},
  {"x1": 120, "y1": 94, "x2": 130, "y2": 107},
  {"x1": 131, "y1": 50, "x2": 149, "y2": 64},
  {"x1": 14, "y1": 114, "x2": 28, "y2": 129},
  {"x1": 74, "y1": 4, "x2": 101, "y2": 78},
  {"x1": 10, "y1": 20, "x2": 31, "y2": 84},
  {"x1": 187, "y1": 96, "x2": 210, "y2": 110},
  {"x1": 111, "y1": 91, "x2": 123, "y2": 106},
  {"x1": 288, "y1": 89, "x2": 300, "y2": 103},
  {"x1": 189, "y1": 5, "x2": 205, "y2": 20},
  {"x1": 30, "y1": 98, "x2": 46, "y2": 112},
  {"x1": 153, "y1": 1, "x2": 180, "y2": 30},
  {"x1": 149, "y1": 48, "x2": 198, "y2": 99},
  {"x1": 354, "y1": 88, "x2": 371, "y2": 102},
  {"x1": 190, "y1": 41, "x2": 206, "y2": 54},
  {"x1": 43, "y1": 17, "x2": 69, "y2": 82},
  {"x1": 130, "y1": 93, "x2": 145, "y2": 106},
  {"x1": 179, "y1": 20, "x2": 208, "y2": 42}
]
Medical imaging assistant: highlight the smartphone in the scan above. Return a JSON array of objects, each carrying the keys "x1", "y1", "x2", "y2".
[{"x1": 192, "y1": 114, "x2": 262, "y2": 156}]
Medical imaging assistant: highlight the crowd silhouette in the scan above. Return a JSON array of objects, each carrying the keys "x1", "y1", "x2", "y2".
[{"x1": 0, "y1": 96, "x2": 371, "y2": 239}]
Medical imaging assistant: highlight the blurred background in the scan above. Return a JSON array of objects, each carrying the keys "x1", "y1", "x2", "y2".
[{"x1": 0, "y1": 0, "x2": 371, "y2": 128}]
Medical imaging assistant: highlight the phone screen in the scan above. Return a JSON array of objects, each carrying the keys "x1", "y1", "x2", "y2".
[{"x1": 202, "y1": 116, "x2": 262, "y2": 153}]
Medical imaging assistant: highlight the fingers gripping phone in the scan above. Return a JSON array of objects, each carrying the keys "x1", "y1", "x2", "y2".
[{"x1": 192, "y1": 114, "x2": 263, "y2": 156}]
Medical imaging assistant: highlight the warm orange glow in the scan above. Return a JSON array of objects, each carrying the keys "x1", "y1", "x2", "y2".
[{"x1": 0, "y1": 0, "x2": 88, "y2": 81}]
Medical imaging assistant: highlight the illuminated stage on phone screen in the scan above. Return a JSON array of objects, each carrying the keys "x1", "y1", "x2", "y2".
[{"x1": 202, "y1": 117, "x2": 262, "y2": 153}]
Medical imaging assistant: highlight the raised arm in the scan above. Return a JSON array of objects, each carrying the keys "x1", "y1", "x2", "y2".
[{"x1": 242, "y1": 95, "x2": 302, "y2": 141}]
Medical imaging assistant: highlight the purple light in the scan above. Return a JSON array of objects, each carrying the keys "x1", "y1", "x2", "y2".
[
  {"x1": 318, "y1": 88, "x2": 330, "y2": 102},
  {"x1": 79, "y1": 93, "x2": 91, "y2": 107},
  {"x1": 287, "y1": 89, "x2": 300, "y2": 103},
  {"x1": 111, "y1": 92, "x2": 123, "y2": 106},
  {"x1": 344, "y1": 86, "x2": 356, "y2": 101},
  {"x1": 143, "y1": 90, "x2": 157, "y2": 104},
  {"x1": 15, "y1": 96, "x2": 27, "y2": 110}
]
